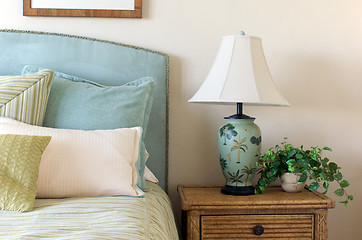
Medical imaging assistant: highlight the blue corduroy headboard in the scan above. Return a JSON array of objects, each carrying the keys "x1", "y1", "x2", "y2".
[{"x1": 0, "y1": 29, "x2": 169, "y2": 191}]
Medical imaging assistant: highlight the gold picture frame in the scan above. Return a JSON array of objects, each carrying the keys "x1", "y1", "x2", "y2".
[{"x1": 23, "y1": 0, "x2": 142, "y2": 18}]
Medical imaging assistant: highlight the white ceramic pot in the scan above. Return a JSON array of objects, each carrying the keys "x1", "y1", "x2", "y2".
[{"x1": 281, "y1": 173, "x2": 306, "y2": 193}]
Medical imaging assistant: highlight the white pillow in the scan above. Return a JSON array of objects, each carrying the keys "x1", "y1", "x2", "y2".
[
  {"x1": 0, "y1": 117, "x2": 143, "y2": 198},
  {"x1": 144, "y1": 150, "x2": 159, "y2": 183}
]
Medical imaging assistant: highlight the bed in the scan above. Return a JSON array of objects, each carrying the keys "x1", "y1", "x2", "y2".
[{"x1": 0, "y1": 29, "x2": 178, "y2": 239}]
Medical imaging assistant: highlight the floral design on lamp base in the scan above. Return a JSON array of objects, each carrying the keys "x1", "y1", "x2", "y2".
[{"x1": 218, "y1": 118, "x2": 261, "y2": 196}]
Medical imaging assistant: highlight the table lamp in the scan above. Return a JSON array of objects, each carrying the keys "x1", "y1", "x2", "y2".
[{"x1": 189, "y1": 32, "x2": 289, "y2": 196}]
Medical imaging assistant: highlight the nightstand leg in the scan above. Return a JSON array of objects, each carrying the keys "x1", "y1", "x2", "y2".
[
  {"x1": 184, "y1": 210, "x2": 200, "y2": 240},
  {"x1": 315, "y1": 209, "x2": 328, "y2": 240}
]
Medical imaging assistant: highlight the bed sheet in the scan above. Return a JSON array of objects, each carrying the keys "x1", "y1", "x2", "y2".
[{"x1": 0, "y1": 182, "x2": 178, "y2": 240}]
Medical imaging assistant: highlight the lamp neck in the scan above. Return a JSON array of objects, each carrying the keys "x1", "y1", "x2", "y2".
[{"x1": 225, "y1": 102, "x2": 255, "y2": 119}]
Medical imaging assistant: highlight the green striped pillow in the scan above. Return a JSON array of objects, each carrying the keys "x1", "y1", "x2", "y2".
[{"x1": 0, "y1": 70, "x2": 54, "y2": 126}]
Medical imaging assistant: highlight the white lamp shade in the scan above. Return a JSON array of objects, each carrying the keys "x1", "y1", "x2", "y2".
[{"x1": 189, "y1": 35, "x2": 289, "y2": 106}]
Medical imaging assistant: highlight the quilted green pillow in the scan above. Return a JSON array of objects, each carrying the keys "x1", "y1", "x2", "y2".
[
  {"x1": 0, "y1": 134, "x2": 51, "y2": 212},
  {"x1": 0, "y1": 70, "x2": 54, "y2": 126}
]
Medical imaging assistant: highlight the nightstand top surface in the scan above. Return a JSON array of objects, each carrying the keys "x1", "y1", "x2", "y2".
[{"x1": 178, "y1": 185, "x2": 335, "y2": 210}]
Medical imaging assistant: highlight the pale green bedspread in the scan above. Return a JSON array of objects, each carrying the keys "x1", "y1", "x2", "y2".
[{"x1": 0, "y1": 182, "x2": 179, "y2": 240}]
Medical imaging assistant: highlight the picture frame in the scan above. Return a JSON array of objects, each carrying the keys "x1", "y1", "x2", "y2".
[{"x1": 23, "y1": 0, "x2": 142, "y2": 18}]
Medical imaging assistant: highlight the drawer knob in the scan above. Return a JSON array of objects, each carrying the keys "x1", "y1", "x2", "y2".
[{"x1": 254, "y1": 225, "x2": 264, "y2": 235}]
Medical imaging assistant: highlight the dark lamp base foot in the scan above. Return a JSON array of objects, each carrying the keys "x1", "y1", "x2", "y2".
[{"x1": 221, "y1": 185, "x2": 255, "y2": 196}]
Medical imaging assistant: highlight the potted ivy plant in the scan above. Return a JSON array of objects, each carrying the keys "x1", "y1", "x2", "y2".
[{"x1": 255, "y1": 139, "x2": 353, "y2": 207}]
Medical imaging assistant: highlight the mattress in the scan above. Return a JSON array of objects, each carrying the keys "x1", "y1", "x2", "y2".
[{"x1": 0, "y1": 182, "x2": 179, "y2": 240}]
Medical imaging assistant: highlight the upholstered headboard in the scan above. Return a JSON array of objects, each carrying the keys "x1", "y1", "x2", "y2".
[{"x1": 0, "y1": 29, "x2": 169, "y2": 191}]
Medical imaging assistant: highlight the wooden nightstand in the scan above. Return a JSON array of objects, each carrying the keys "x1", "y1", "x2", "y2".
[{"x1": 178, "y1": 185, "x2": 335, "y2": 240}]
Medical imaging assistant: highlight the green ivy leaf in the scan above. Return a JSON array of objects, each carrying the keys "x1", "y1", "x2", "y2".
[
  {"x1": 309, "y1": 182, "x2": 319, "y2": 191},
  {"x1": 271, "y1": 168, "x2": 278, "y2": 176},
  {"x1": 319, "y1": 172, "x2": 327, "y2": 181},
  {"x1": 323, "y1": 146, "x2": 332, "y2": 152},
  {"x1": 287, "y1": 150, "x2": 296, "y2": 158},
  {"x1": 257, "y1": 185, "x2": 266, "y2": 194},
  {"x1": 286, "y1": 159, "x2": 296, "y2": 166},
  {"x1": 340, "y1": 180, "x2": 350, "y2": 188},
  {"x1": 258, "y1": 178, "x2": 266, "y2": 186},
  {"x1": 298, "y1": 171, "x2": 308, "y2": 183},
  {"x1": 334, "y1": 189, "x2": 344, "y2": 197},
  {"x1": 321, "y1": 159, "x2": 328, "y2": 167},
  {"x1": 336, "y1": 172, "x2": 343, "y2": 181},
  {"x1": 348, "y1": 195, "x2": 354, "y2": 201},
  {"x1": 323, "y1": 181, "x2": 329, "y2": 190},
  {"x1": 326, "y1": 173, "x2": 335, "y2": 182},
  {"x1": 269, "y1": 177, "x2": 277, "y2": 182},
  {"x1": 329, "y1": 162, "x2": 338, "y2": 172}
]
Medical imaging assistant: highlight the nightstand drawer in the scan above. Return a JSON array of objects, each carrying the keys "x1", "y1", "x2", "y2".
[
  {"x1": 179, "y1": 185, "x2": 334, "y2": 240},
  {"x1": 201, "y1": 214, "x2": 314, "y2": 239}
]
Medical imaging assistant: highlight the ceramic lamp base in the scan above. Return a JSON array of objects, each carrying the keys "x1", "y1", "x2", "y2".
[
  {"x1": 218, "y1": 117, "x2": 261, "y2": 196},
  {"x1": 221, "y1": 185, "x2": 255, "y2": 196}
]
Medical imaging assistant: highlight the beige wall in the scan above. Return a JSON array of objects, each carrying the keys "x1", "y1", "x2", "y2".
[{"x1": 1, "y1": 0, "x2": 361, "y2": 239}]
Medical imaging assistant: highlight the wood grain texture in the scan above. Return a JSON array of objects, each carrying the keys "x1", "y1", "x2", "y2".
[
  {"x1": 23, "y1": 0, "x2": 142, "y2": 18},
  {"x1": 178, "y1": 185, "x2": 335, "y2": 240}
]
